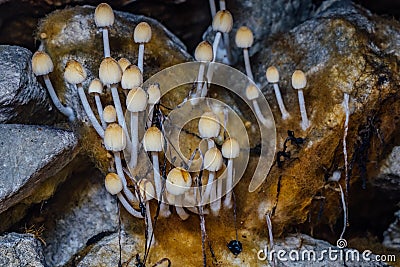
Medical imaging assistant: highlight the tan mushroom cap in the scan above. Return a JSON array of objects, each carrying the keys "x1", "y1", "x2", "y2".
[
  {"x1": 245, "y1": 84, "x2": 259, "y2": 100},
  {"x1": 266, "y1": 66, "x2": 279, "y2": 83},
  {"x1": 139, "y1": 178, "x2": 155, "y2": 201},
  {"x1": 121, "y1": 65, "x2": 143, "y2": 90},
  {"x1": 143, "y1": 126, "x2": 163, "y2": 152},
  {"x1": 198, "y1": 111, "x2": 220, "y2": 139},
  {"x1": 147, "y1": 84, "x2": 161, "y2": 105},
  {"x1": 292, "y1": 70, "x2": 307, "y2": 90},
  {"x1": 32, "y1": 51, "x2": 54, "y2": 76},
  {"x1": 99, "y1": 57, "x2": 122, "y2": 86},
  {"x1": 118, "y1": 58, "x2": 131, "y2": 72},
  {"x1": 103, "y1": 105, "x2": 117, "y2": 123},
  {"x1": 104, "y1": 123, "x2": 126, "y2": 151},
  {"x1": 64, "y1": 60, "x2": 87, "y2": 85},
  {"x1": 235, "y1": 26, "x2": 254, "y2": 48},
  {"x1": 105, "y1": 173, "x2": 123, "y2": 195},
  {"x1": 126, "y1": 87, "x2": 148, "y2": 112},
  {"x1": 134, "y1": 22, "x2": 152, "y2": 43},
  {"x1": 166, "y1": 167, "x2": 192, "y2": 196},
  {"x1": 204, "y1": 147, "x2": 223, "y2": 172},
  {"x1": 88, "y1": 78, "x2": 103, "y2": 94},
  {"x1": 222, "y1": 137, "x2": 240, "y2": 159},
  {"x1": 212, "y1": 10, "x2": 233, "y2": 33},
  {"x1": 195, "y1": 41, "x2": 213, "y2": 62},
  {"x1": 94, "y1": 3, "x2": 114, "y2": 28}
]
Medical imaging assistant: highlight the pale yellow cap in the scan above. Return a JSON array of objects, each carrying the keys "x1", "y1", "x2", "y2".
[
  {"x1": 126, "y1": 87, "x2": 148, "y2": 112},
  {"x1": 245, "y1": 84, "x2": 259, "y2": 100},
  {"x1": 139, "y1": 178, "x2": 155, "y2": 201},
  {"x1": 143, "y1": 126, "x2": 163, "y2": 152},
  {"x1": 94, "y1": 3, "x2": 114, "y2": 28},
  {"x1": 292, "y1": 70, "x2": 307, "y2": 89},
  {"x1": 121, "y1": 65, "x2": 143, "y2": 90},
  {"x1": 166, "y1": 167, "x2": 192, "y2": 196},
  {"x1": 235, "y1": 26, "x2": 254, "y2": 48},
  {"x1": 198, "y1": 111, "x2": 220, "y2": 139},
  {"x1": 104, "y1": 123, "x2": 126, "y2": 151},
  {"x1": 32, "y1": 51, "x2": 54, "y2": 76},
  {"x1": 212, "y1": 10, "x2": 233, "y2": 33},
  {"x1": 134, "y1": 22, "x2": 152, "y2": 43},
  {"x1": 88, "y1": 78, "x2": 103, "y2": 94},
  {"x1": 147, "y1": 84, "x2": 161, "y2": 105},
  {"x1": 222, "y1": 137, "x2": 240, "y2": 159},
  {"x1": 118, "y1": 58, "x2": 131, "y2": 72},
  {"x1": 99, "y1": 57, "x2": 122, "y2": 85},
  {"x1": 105, "y1": 173, "x2": 123, "y2": 195},
  {"x1": 266, "y1": 66, "x2": 279, "y2": 83},
  {"x1": 103, "y1": 105, "x2": 116, "y2": 123},
  {"x1": 204, "y1": 147, "x2": 223, "y2": 172},
  {"x1": 195, "y1": 41, "x2": 213, "y2": 62},
  {"x1": 64, "y1": 59, "x2": 87, "y2": 84}
]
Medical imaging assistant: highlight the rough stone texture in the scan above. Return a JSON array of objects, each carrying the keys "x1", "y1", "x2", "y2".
[
  {"x1": 0, "y1": 45, "x2": 56, "y2": 124},
  {"x1": 372, "y1": 146, "x2": 400, "y2": 197},
  {"x1": 0, "y1": 124, "x2": 79, "y2": 214},
  {"x1": 37, "y1": 170, "x2": 119, "y2": 267},
  {"x1": 383, "y1": 210, "x2": 400, "y2": 250},
  {"x1": 0, "y1": 232, "x2": 45, "y2": 267}
]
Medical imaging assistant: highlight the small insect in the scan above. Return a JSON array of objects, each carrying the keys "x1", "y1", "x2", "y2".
[{"x1": 276, "y1": 130, "x2": 305, "y2": 167}]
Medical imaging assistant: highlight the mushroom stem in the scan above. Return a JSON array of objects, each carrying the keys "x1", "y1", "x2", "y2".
[
  {"x1": 175, "y1": 195, "x2": 190, "y2": 220},
  {"x1": 338, "y1": 182, "x2": 347, "y2": 240},
  {"x1": 138, "y1": 43, "x2": 145, "y2": 73},
  {"x1": 129, "y1": 111, "x2": 139, "y2": 168},
  {"x1": 297, "y1": 89, "x2": 310, "y2": 131},
  {"x1": 202, "y1": 171, "x2": 215, "y2": 205},
  {"x1": 94, "y1": 94, "x2": 107, "y2": 129},
  {"x1": 192, "y1": 63, "x2": 206, "y2": 104},
  {"x1": 114, "y1": 151, "x2": 137, "y2": 202},
  {"x1": 209, "y1": 0, "x2": 216, "y2": 17},
  {"x1": 224, "y1": 158, "x2": 233, "y2": 208},
  {"x1": 117, "y1": 192, "x2": 143, "y2": 218},
  {"x1": 266, "y1": 212, "x2": 275, "y2": 267},
  {"x1": 342, "y1": 92, "x2": 350, "y2": 232},
  {"x1": 223, "y1": 33, "x2": 232, "y2": 64},
  {"x1": 152, "y1": 151, "x2": 162, "y2": 199},
  {"x1": 207, "y1": 139, "x2": 215, "y2": 149},
  {"x1": 212, "y1": 32, "x2": 222, "y2": 62},
  {"x1": 272, "y1": 83, "x2": 290, "y2": 120},
  {"x1": 77, "y1": 84, "x2": 104, "y2": 138},
  {"x1": 147, "y1": 103, "x2": 155, "y2": 128},
  {"x1": 252, "y1": 99, "x2": 271, "y2": 127},
  {"x1": 243, "y1": 48, "x2": 254, "y2": 81},
  {"x1": 101, "y1": 28, "x2": 111, "y2": 58},
  {"x1": 210, "y1": 177, "x2": 222, "y2": 215},
  {"x1": 43, "y1": 75, "x2": 75, "y2": 121},
  {"x1": 110, "y1": 85, "x2": 129, "y2": 137},
  {"x1": 160, "y1": 197, "x2": 171, "y2": 218},
  {"x1": 219, "y1": 0, "x2": 226, "y2": 10},
  {"x1": 145, "y1": 201, "x2": 155, "y2": 247}
]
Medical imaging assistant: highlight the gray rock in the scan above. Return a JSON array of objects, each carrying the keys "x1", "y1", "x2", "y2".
[
  {"x1": 383, "y1": 210, "x2": 400, "y2": 250},
  {"x1": 0, "y1": 45, "x2": 56, "y2": 124},
  {"x1": 372, "y1": 146, "x2": 400, "y2": 197},
  {"x1": 0, "y1": 124, "x2": 79, "y2": 214},
  {"x1": 0, "y1": 232, "x2": 45, "y2": 267},
  {"x1": 40, "y1": 170, "x2": 119, "y2": 267}
]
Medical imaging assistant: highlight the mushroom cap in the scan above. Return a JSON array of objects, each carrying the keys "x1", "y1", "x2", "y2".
[
  {"x1": 103, "y1": 105, "x2": 117, "y2": 123},
  {"x1": 198, "y1": 111, "x2": 220, "y2": 139},
  {"x1": 222, "y1": 137, "x2": 240, "y2": 159},
  {"x1": 32, "y1": 51, "x2": 54, "y2": 76},
  {"x1": 134, "y1": 22, "x2": 152, "y2": 43},
  {"x1": 138, "y1": 179, "x2": 155, "y2": 201},
  {"x1": 104, "y1": 123, "x2": 126, "y2": 151},
  {"x1": 118, "y1": 58, "x2": 131, "y2": 72},
  {"x1": 245, "y1": 84, "x2": 259, "y2": 100},
  {"x1": 194, "y1": 41, "x2": 213, "y2": 62},
  {"x1": 64, "y1": 60, "x2": 87, "y2": 85},
  {"x1": 147, "y1": 84, "x2": 161, "y2": 105},
  {"x1": 99, "y1": 57, "x2": 122, "y2": 86},
  {"x1": 121, "y1": 65, "x2": 143, "y2": 90},
  {"x1": 105, "y1": 173, "x2": 123, "y2": 195},
  {"x1": 292, "y1": 70, "x2": 307, "y2": 90},
  {"x1": 88, "y1": 78, "x2": 103, "y2": 94},
  {"x1": 166, "y1": 167, "x2": 192, "y2": 196},
  {"x1": 126, "y1": 87, "x2": 148, "y2": 112},
  {"x1": 143, "y1": 126, "x2": 163, "y2": 152},
  {"x1": 235, "y1": 26, "x2": 254, "y2": 48},
  {"x1": 212, "y1": 10, "x2": 233, "y2": 33},
  {"x1": 266, "y1": 66, "x2": 279, "y2": 83},
  {"x1": 204, "y1": 147, "x2": 223, "y2": 172},
  {"x1": 94, "y1": 3, "x2": 114, "y2": 28}
]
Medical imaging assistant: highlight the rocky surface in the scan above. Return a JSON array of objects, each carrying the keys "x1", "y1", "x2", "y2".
[
  {"x1": 383, "y1": 210, "x2": 400, "y2": 250},
  {"x1": 0, "y1": 45, "x2": 55, "y2": 124},
  {"x1": 372, "y1": 146, "x2": 400, "y2": 197},
  {"x1": 0, "y1": 232, "x2": 45, "y2": 267}
]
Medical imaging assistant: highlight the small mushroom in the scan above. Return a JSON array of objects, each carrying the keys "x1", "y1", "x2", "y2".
[
  {"x1": 266, "y1": 66, "x2": 290, "y2": 120},
  {"x1": 104, "y1": 123, "x2": 136, "y2": 202},
  {"x1": 139, "y1": 178, "x2": 156, "y2": 247},
  {"x1": 198, "y1": 111, "x2": 220, "y2": 149},
  {"x1": 103, "y1": 105, "x2": 117, "y2": 124},
  {"x1": 202, "y1": 147, "x2": 223, "y2": 208},
  {"x1": 245, "y1": 84, "x2": 271, "y2": 127},
  {"x1": 134, "y1": 22, "x2": 152, "y2": 73},
  {"x1": 105, "y1": 173, "x2": 143, "y2": 218},
  {"x1": 88, "y1": 78, "x2": 107, "y2": 129},
  {"x1": 235, "y1": 26, "x2": 254, "y2": 81},
  {"x1": 126, "y1": 87, "x2": 148, "y2": 168},
  {"x1": 121, "y1": 64, "x2": 143, "y2": 90},
  {"x1": 146, "y1": 83, "x2": 161, "y2": 128},
  {"x1": 192, "y1": 41, "x2": 213, "y2": 105},
  {"x1": 211, "y1": 10, "x2": 233, "y2": 62},
  {"x1": 143, "y1": 126, "x2": 163, "y2": 199},
  {"x1": 166, "y1": 167, "x2": 192, "y2": 220},
  {"x1": 222, "y1": 137, "x2": 240, "y2": 208},
  {"x1": 64, "y1": 60, "x2": 104, "y2": 137},
  {"x1": 94, "y1": 3, "x2": 114, "y2": 58},
  {"x1": 118, "y1": 57, "x2": 131, "y2": 72},
  {"x1": 291, "y1": 70, "x2": 310, "y2": 131},
  {"x1": 31, "y1": 51, "x2": 75, "y2": 121}
]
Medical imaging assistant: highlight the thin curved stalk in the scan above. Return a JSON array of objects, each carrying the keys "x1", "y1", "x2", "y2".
[
  {"x1": 77, "y1": 84, "x2": 104, "y2": 138},
  {"x1": 129, "y1": 112, "x2": 139, "y2": 168},
  {"x1": 243, "y1": 48, "x2": 254, "y2": 81},
  {"x1": 94, "y1": 94, "x2": 107, "y2": 129},
  {"x1": 272, "y1": 84, "x2": 290, "y2": 120},
  {"x1": 297, "y1": 89, "x2": 310, "y2": 131},
  {"x1": 114, "y1": 152, "x2": 137, "y2": 202},
  {"x1": 43, "y1": 75, "x2": 75, "y2": 121},
  {"x1": 224, "y1": 158, "x2": 233, "y2": 208},
  {"x1": 117, "y1": 193, "x2": 143, "y2": 218}
]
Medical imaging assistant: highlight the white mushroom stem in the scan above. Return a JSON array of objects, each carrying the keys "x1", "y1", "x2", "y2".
[
  {"x1": 342, "y1": 92, "x2": 350, "y2": 234},
  {"x1": 209, "y1": 0, "x2": 216, "y2": 17},
  {"x1": 297, "y1": 89, "x2": 310, "y2": 131},
  {"x1": 222, "y1": 33, "x2": 232, "y2": 64},
  {"x1": 152, "y1": 151, "x2": 162, "y2": 199},
  {"x1": 160, "y1": 196, "x2": 171, "y2": 218},
  {"x1": 243, "y1": 48, "x2": 254, "y2": 81},
  {"x1": 266, "y1": 212, "x2": 275, "y2": 266},
  {"x1": 200, "y1": 32, "x2": 221, "y2": 97},
  {"x1": 224, "y1": 158, "x2": 234, "y2": 208},
  {"x1": 101, "y1": 28, "x2": 111, "y2": 58},
  {"x1": 210, "y1": 178, "x2": 222, "y2": 215},
  {"x1": 138, "y1": 44, "x2": 145, "y2": 73},
  {"x1": 145, "y1": 201, "x2": 155, "y2": 247},
  {"x1": 94, "y1": 94, "x2": 107, "y2": 129},
  {"x1": 338, "y1": 182, "x2": 347, "y2": 240},
  {"x1": 192, "y1": 63, "x2": 206, "y2": 104},
  {"x1": 114, "y1": 152, "x2": 137, "y2": 202},
  {"x1": 77, "y1": 84, "x2": 104, "y2": 138},
  {"x1": 219, "y1": 0, "x2": 226, "y2": 10},
  {"x1": 272, "y1": 83, "x2": 290, "y2": 120},
  {"x1": 202, "y1": 171, "x2": 215, "y2": 205},
  {"x1": 129, "y1": 112, "x2": 139, "y2": 168},
  {"x1": 110, "y1": 85, "x2": 129, "y2": 138},
  {"x1": 252, "y1": 99, "x2": 270, "y2": 127},
  {"x1": 117, "y1": 193, "x2": 143, "y2": 218},
  {"x1": 43, "y1": 75, "x2": 75, "y2": 121},
  {"x1": 212, "y1": 32, "x2": 222, "y2": 62},
  {"x1": 147, "y1": 103, "x2": 155, "y2": 128},
  {"x1": 175, "y1": 195, "x2": 190, "y2": 220}
]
